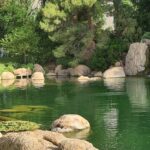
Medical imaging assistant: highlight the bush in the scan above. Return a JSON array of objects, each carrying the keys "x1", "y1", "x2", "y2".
[
  {"x1": 142, "y1": 32, "x2": 150, "y2": 40},
  {"x1": 0, "y1": 63, "x2": 15, "y2": 74}
]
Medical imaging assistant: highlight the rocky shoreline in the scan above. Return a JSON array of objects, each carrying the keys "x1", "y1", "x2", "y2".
[{"x1": 0, "y1": 114, "x2": 98, "y2": 150}]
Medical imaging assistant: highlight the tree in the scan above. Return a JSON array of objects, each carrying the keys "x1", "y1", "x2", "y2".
[
  {"x1": 40, "y1": 0, "x2": 104, "y2": 67},
  {"x1": 0, "y1": 0, "x2": 40, "y2": 63}
]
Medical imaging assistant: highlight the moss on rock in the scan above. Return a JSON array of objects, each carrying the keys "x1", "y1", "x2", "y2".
[{"x1": 0, "y1": 121, "x2": 40, "y2": 132}]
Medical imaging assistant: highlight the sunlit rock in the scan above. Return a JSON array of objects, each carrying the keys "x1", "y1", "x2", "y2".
[
  {"x1": 51, "y1": 114, "x2": 90, "y2": 133},
  {"x1": 14, "y1": 68, "x2": 32, "y2": 77},
  {"x1": 0, "y1": 131, "x2": 57, "y2": 150},
  {"x1": 1, "y1": 79, "x2": 15, "y2": 87},
  {"x1": 31, "y1": 72, "x2": 44, "y2": 80},
  {"x1": 104, "y1": 78, "x2": 125, "y2": 91},
  {"x1": 1, "y1": 72, "x2": 15, "y2": 80},
  {"x1": 103, "y1": 67, "x2": 125, "y2": 78},
  {"x1": 0, "y1": 130, "x2": 98, "y2": 150}
]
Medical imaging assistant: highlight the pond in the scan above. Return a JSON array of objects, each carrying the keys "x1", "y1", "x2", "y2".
[{"x1": 0, "y1": 77, "x2": 150, "y2": 150}]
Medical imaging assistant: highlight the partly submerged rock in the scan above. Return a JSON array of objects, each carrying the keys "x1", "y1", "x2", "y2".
[
  {"x1": 14, "y1": 68, "x2": 32, "y2": 77},
  {"x1": 51, "y1": 114, "x2": 90, "y2": 133},
  {"x1": 31, "y1": 72, "x2": 44, "y2": 80},
  {"x1": 1, "y1": 72, "x2": 15, "y2": 80},
  {"x1": 103, "y1": 67, "x2": 125, "y2": 78}
]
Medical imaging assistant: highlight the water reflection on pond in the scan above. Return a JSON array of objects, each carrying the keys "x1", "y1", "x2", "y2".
[{"x1": 0, "y1": 77, "x2": 150, "y2": 150}]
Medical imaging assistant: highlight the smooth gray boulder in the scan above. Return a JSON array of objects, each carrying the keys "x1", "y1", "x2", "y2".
[{"x1": 125, "y1": 43, "x2": 149, "y2": 75}]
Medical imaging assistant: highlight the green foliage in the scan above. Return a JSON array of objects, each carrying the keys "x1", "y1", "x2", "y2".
[
  {"x1": 142, "y1": 32, "x2": 150, "y2": 40},
  {"x1": 0, "y1": 63, "x2": 15, "y2": 74},
  {"x1": 40, "y1": 0, "x2": 103, "y2": 67},
  {"x1": 0, "y1": 121, "x2": 40, "y2": 132}
]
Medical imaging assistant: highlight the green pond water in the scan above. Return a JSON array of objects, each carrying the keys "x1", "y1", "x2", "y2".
[{"x1": 0, "y1": 77, "x2": 150, "y2": 150}]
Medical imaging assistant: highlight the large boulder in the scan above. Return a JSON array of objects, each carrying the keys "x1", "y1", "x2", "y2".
[
  {"x1": 1, "y1": 72, "x2": 15, "y2": 80},
  {"x1": 31, "y1": 72, "x2": 44, "y2": 80},
  {"x1": 59, "y1": 139, "x2": 98, "y2": 150},
  {"x1": 14, "y1": 68, "x2": 32, "y2": 77},
  {"x1": 103, "y1": 67, "x2": 125, "y2": 78},
  {"x1": 125, "y1": 43, "x2": 149, "y2": 75},
  {"x1": 74, "y1": 65, "x2": 91, "y2": 76},
  {"x1": 0, "y1": 130, "x2": 58, "y2": 150},
  {"x1": 33, "y1": 64, "x2": 45, "y2": 74},
  {"x1": 0, "y1": 130, "x2": 98, "y2": 150},
  {"x1": 51, "y1": 114, "x2": 90, "y2": 133}
]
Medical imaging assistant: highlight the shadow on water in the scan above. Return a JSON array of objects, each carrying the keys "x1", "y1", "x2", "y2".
[{"x1": 0, "y1": 77, "x2": 150, "y2": 150}]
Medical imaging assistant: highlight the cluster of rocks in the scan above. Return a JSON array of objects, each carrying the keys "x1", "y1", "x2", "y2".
[
  {"x1": 0, "y1": 64, "x2": 45, "y2": 88},
  {"x1": 0, "y1": 114, "x2": 98, "y2": 150}
]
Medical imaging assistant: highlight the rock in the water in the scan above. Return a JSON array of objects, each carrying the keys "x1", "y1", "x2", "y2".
[
  {"x1": 14, "y1": 68, "x2": 32, "y2": 77},
  {"x1": 74, "y1": 65, "x2": 91, "y2": 76},
  {"x1": 33, "y1": 64, "x2": 45, "y2": 74},
  {"x1": 31, "y1": 72, "x2": 44, "y2": 80},
  {"x1": 59, "y1": 139, "x2": 98, "y2": 150},
  {"x1": 94, "y1": 71, "x2": 103, "y2": 77},
  {"x1": 55, "y1": 65, "x2": 63, "y2": 74},
  {"x1": 51, "y1": 114, "x2": 90, "y2": 133},
  {"x1": 125, "y1": 43, "x2": 149, "y2": 75},
  {"x1": 1, "y1": 72, "x2": 15, "y2": 80},
  {"x1": 103, "y1": 67, "x2": 125, "y2": 78}
]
